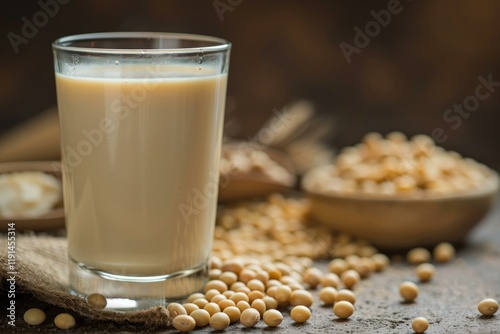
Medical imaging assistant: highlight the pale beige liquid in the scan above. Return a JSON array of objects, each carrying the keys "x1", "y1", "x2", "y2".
[{"x1": 56, "y1": 66, "x2": 226, "y2": 276}]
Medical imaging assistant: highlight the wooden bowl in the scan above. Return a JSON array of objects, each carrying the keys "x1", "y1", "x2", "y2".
[
  {"x1": 0, "y1": 161, "x2": 64, "y2": 232},
  {"x1": 302, "y1": 167, "x2": 499, "y2": 250}
]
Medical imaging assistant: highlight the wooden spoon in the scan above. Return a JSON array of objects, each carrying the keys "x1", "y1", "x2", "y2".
[{"x1": 218, "y1": 144, "x2": 296, "y2": 202}]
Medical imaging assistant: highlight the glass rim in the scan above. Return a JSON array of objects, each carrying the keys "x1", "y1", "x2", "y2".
[{"x1": 52, "y1": 32, "x2": 231, "y2": 55}]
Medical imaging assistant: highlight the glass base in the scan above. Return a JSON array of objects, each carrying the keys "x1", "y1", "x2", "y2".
[{"x1": 68, "y1": 257, "x2": 208, "y2": 311}]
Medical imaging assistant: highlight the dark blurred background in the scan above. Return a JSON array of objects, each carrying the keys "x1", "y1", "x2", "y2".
[{"x1": 1, "y1": 0, "x2": 499, "y2": 170}]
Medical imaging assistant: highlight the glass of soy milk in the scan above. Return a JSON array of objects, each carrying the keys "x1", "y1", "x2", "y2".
[{"x1": 52, "y1": 33, "x2": 230, "y2": 310}]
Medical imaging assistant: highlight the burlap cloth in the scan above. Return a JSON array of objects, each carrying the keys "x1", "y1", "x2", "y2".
[{"x1": 0, "y1": 235, "x2": 172, "y2": 328}]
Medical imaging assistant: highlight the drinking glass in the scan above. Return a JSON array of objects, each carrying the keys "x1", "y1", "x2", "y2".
[{"x1": 52, "y1": 32, "x2": 230, "y2": 310}]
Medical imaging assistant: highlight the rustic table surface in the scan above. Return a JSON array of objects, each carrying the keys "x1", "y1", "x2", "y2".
[{"x1": 1, "y1": 199, "x2": 500, "y2": 334}]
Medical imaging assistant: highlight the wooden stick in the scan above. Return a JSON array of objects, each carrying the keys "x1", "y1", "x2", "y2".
[{"x1": 0, "y1": 106, "x2": 60, "y2": 162}]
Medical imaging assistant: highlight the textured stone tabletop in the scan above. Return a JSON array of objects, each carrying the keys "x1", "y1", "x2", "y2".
[{"x1": 1, "y1": 199, "x2": 499, "y2": 333}]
